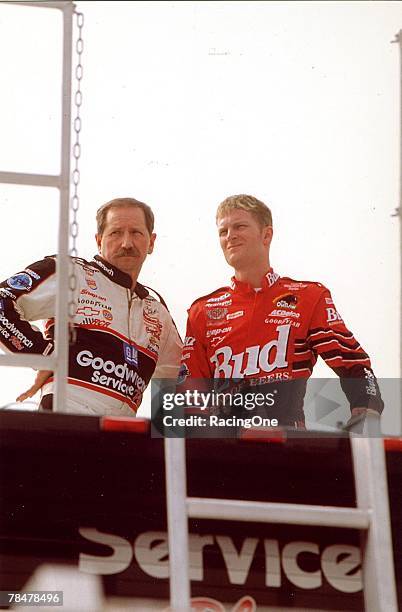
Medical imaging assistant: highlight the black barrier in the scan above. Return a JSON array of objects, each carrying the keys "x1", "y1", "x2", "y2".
[{"x1": 0, "y1": 410, "x2": 401, "y2": 610}]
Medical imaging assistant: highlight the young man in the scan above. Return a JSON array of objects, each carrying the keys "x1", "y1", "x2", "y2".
[
  {"x1": 0, "y1": 197, "x2": 182, "y2": 416},
  {"x1": 179, "y1": 194, "x2": 383, "y2": 427}
]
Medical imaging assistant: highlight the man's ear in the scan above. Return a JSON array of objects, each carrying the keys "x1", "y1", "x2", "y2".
[
  {"x1": 148, "y1": 232, "x2": 156, "y2": 255},
  {"x1": 263, "y1": 226, "x2": 273, "y2": 248},
  {"x1": 95, "y1": 234, "x2": 102, "y2": 252}
]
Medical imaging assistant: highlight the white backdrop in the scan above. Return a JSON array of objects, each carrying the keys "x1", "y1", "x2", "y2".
[{"x1": 0, "y1": 1, "x2": 400, "y2": 431}]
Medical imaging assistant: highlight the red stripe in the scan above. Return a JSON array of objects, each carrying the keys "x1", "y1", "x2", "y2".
[
  {"x1": 68, "y1": 378, "x2": 138, "y2": 412},
  {"x1": 384, "y1": 438, "x2": 402, "y2": 453},
  {"x1": 77, "y1": 324, "x2": 157, "y2": 362},
  {"x1": 241, "y1": 427, "x2": 287, "y2": 443},
  {"x1": 101, "y1": 417, "x2": 149, "y2": 433}
]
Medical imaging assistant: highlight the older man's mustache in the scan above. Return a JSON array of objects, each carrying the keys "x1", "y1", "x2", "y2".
[{"x1": 116, "y1": 248, "x2": 140, "y2": 257}]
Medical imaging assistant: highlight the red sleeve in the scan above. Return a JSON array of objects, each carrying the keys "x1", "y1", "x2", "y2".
[
  {"x1": 178, "y1": 306, "x2": 213, "y2": 383},
  {"x1": 307, "y1": 288, "x2": 383, "y2": 411}
]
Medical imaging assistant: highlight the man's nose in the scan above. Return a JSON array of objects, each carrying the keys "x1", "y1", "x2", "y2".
[
  {"x1": 121, "y1": 232, "x2": 134, "y2": 248},
  {"x1": 226, "y1": 227, "x2": 237, "y2": 241}
]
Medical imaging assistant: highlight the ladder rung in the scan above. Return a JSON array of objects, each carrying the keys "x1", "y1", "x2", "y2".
[
  {"x1": 0, "y1": 354, "x2": 56, "y2": 369},
  {"x1": 0, "y1": 171, "x2": 61, "y2": 188},
  {"x1": 187, "y1": 497, "x2": 370, "y2": 529},
  {"x1": 1, "y1": 2, "x2": 71, "y2": 9}
]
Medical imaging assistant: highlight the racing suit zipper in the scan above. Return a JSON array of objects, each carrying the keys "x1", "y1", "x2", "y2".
[{"x1": 124, "y1": 288, "x2": 133, "y2": 410}]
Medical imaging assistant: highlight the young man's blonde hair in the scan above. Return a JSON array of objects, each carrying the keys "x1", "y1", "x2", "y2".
[{"x1": 216, "y1": 194, "x2": 273, "y2": 228}]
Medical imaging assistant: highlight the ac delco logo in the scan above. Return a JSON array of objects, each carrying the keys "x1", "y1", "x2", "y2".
[{"x1": 210, "y1": 324, "x2": 290, "y2": 378}]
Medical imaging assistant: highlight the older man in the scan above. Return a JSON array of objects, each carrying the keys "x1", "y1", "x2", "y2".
[
  {"x1": 179, "y1": 194, "x2": 383, "y2": 427},
  {"x1": 0, "y1": 197, "x2": 182, "y2": 415}
]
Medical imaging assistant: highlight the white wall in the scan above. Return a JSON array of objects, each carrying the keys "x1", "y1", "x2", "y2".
[{"x1": 0, "y1": 1, "x2": 400, "y2": 431}]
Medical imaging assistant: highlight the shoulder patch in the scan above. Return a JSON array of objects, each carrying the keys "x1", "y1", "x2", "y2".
[
  {"x1": 280, "y1": 277, "x2": 325, "y2": 290},
  {"x1": 189, "y1": 286, "x2": 231, "y2": 309}
]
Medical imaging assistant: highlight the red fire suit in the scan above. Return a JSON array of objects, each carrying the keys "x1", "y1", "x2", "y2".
[{"x1": 179, "y1": 270, "x2": 383, "y2": 425}]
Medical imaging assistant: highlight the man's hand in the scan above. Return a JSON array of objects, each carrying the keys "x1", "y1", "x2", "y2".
[
  {"x1": 351, "y1": 407, "x2": 369, "y2": 417},
  {"x1": 16, "y1": 370, "x2": 53, "y2": 402}
]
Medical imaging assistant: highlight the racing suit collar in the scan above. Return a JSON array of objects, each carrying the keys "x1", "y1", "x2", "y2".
[
  {"x1": 231, "y1": 268, "x2": 280, "y2": 294},
  {"x1": 92, "y1": 255, "x2": 149, "y2": 298}
]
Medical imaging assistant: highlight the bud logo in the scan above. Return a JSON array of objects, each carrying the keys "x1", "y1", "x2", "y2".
[
  {"x1": 210, "y1": 324, "x2": 290, "y2": 378},
  {"x1": 326, "y1": 308, "x2": 343, "y2": 323},
  {"x1": 76, "y1": 306, "x2": 100, "y2": 317}
]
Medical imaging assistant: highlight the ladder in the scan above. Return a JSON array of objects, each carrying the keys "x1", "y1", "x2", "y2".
[
  {"x1": 164, "y1": 413, "x2": 399, "y2": 612},
  {"x1": 0, "y1": 1, "x2": 75, "y2": 411}
]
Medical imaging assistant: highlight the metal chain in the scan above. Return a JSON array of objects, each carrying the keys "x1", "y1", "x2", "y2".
[{"x1": 68, "y1": 9, "x2": 84, "y2": 344}]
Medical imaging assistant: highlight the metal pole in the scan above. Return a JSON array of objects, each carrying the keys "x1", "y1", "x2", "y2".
[
  {"x1": 351, "y1": 436, "x2": 398, "y2": 612},
  {"x1": 164, "y1": 437, "x2": 191, "y2": 612},
  {"x1": 391, "y1": 30, "x2": 402, "y2": 383},
  {"x1": 53, "y1": 1, "x2": 74, "y2": 412}
]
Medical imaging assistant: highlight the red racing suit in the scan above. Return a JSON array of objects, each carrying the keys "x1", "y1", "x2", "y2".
[
  {"x1": 0, "y1": 255, "x2": 182, "y2": 416},
  {"x1": 179, "y1": 270, "x2": 383, "y2": 425}
]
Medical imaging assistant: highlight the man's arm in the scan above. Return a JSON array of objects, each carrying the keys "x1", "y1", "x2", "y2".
[
  {"x1": 0, "y1": 258, "x2": 56, "y2": 356},
  {"x1": 0, "y1": 259, "x2": 56, "y2": 401},
  {"x1": 153, "y1": 314, "x2": 183, "y2": 379},
  {"x1": 178, "y1": 307, "x2": 214, "y2": 382},
  {"x1": 307, "y1": 288, "x2": 383, "y2": 414}
]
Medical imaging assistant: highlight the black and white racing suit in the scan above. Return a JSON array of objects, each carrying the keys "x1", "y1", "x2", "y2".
[{"x1": 0, "y1": 255, "x2": 182, "y2": 416}]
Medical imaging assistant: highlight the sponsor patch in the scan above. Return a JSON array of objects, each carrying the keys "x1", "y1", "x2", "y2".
[
  {"x1": 184, "y1": 336, "x2": 196, "y2": 347},
  {"x1": 283, "y1": 282, "x2": 308, "y2": 290},
  {"x1": 103, "y1": 310, "x2": 113, "y2": 321},
  {"x1": 206, "y1": 326, "x2": 232, "y2": 338},
  {"x1": 0, "y1": 299, "x2": 4, "y2": 313},
  {"x1": 7, "y1": 273, "x2": 32, "y2": 291},
  {"x1": 86, "y1": 278, "x2": 97, "y2": 290},
  {"x1": 95, "y1": 259, "x2": 114, "y2": 276},
  {"x1": 25, "y1": 268, "x2": 40, "y2": 280},
  {"x1": 123, "y1": 343, "x2": 139, "y2": 367},
  {"x1": 326, "y1": 307, "x2": 343, "y2": 324},
  {"x1": 0, "y1": 313, "x2": 34, "y2": 348},
  {"x1": 267, "y1": 271, "x2": 280, "y2": 287},
  {"x1": 269, "y1": 309, "x2": 300, "y2": 319},
  {"x1": 76, "y1": 306, "x2": 100, "y2": 317},
  {"x1": 274, "y1": 293, "x2": 298, "y2": 310},
  {"x1": 10, "y1": 336, "x2": 23, "y2": 350},
  {"x1": 177, "y1": 363, "x2": 189, "y2": 384},
  {"x1": 206, "y1": 307, "x2": 228, "y2": 321},
  {"x1": 0, "y1": 288, "x2": 17, "y2": 299},
  {"x1": 364, "y1": 367, "x2": 377, "y2": 396},
  {"x1": 226, "y1": 310, "x2": 244, "y2": 320},
  {"x1": 207, "y1": 292, "x2": 231, "y2": 303}
]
